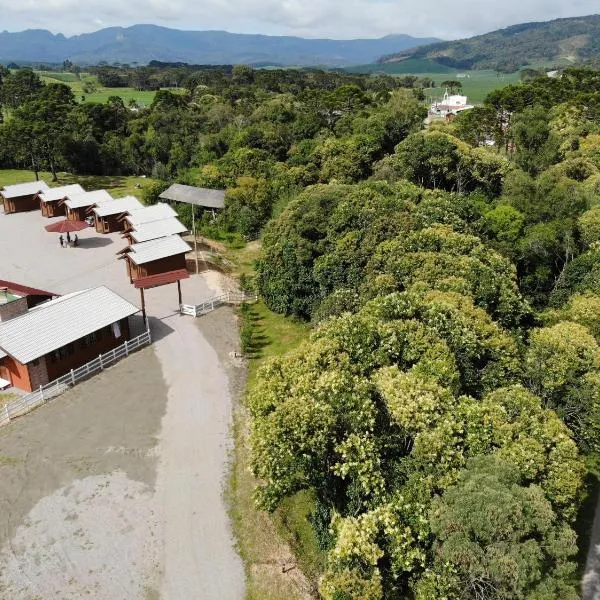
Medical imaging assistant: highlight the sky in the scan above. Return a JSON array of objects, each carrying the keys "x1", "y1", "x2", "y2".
[{"x1": 0, "y1": 0, "x2": 597, "y2": 40}]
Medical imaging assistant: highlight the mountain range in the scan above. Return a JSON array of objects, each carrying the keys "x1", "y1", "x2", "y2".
[
  {"x1": 0, "y1": 25, "x2": 440, "y2": 67},
  {"x1": 379, "y1": 14, "x2": 600, "y2": 72}
]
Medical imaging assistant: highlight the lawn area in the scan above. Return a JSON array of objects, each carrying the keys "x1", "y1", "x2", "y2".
[
  {"x1": 37, "y1": 72, "x2": 180, "y2": 107},
  {"x1": 421, "y1": 70, "x2": 520, "y2": 105},
  {"x1": 0, "y1": 169, "x2": 156, "y2": 198},
  {"x1": 346, "y1": 63, "x2": 520, "y2": 104},
  {"x1": 224, "y1": 240, "x2": 319, "y2": 599}
]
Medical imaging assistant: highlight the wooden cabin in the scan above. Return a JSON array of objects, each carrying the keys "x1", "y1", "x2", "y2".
[
  {"x1": 119, "y1": 235, "x2": 191, "y2": 283},
  {"x1": 121, "y1": 203, "x2": 178, "y2": 232},
  {"x1": 1, "y1": 181, "x2": 50, "y2": 214},
  {"x1": 0, "y1": 286, "x2": 139, "y2": 392},
  {"x1": 64, "y1": 190, "x2": 113, "y2": 222},
  {"x1": 38, "y1": 184, "x2": 85, "y2": 218},
  {"x1": 123, "y1": 217, "x2": 187, "y2": 245},
  {"x1": 92, "y1": 196, "x2": 143, "y2": 234}
]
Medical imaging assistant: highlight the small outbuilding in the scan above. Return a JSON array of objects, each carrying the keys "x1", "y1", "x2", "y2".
[
  {"x1": 64, "y1": 190, "x2": 114, "y2": 221},
  {"x1": 1, "y1": 181, "x2": 50, "y2": 214},
  {"x1": 92, "y1": 196, "x2": 144, "y2": 233},
  {"x1": 38, "y1": 184, "x2": 85, "y2": 218},
  {"x1": 0, "y1": 280, "x2": 56, "y2": 322},
  {"x1": 159, "y1": 184, "x2": 225, "y2": 213},
  {"x1": 0, "y1": 286, "x2": 139, "y2": 392},
  {"x1": 119, "y1": 235, "x2": 191, "y2": 282}
]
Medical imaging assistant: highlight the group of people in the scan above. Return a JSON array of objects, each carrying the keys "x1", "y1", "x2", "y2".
[{"x1": 59, "y1": 232, "x2": 79, "y2": 248}]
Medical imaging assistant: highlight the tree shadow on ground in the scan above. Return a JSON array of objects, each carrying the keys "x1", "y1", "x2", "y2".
[{"x1": 245, "y1": 306, "x2": 270, "y2": 358}]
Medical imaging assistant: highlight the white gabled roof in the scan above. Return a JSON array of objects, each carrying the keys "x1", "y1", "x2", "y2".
[
  {"x1": 94, "y1": 196, "x2": 143, "y2": 218},
  {"x1": 130, "y1": 218, "x2": 187, "y2": 243},
  {"x1": 126, "y1": 203, "x2": 178, "y2": 226},
  {"x1": 128, "y1": 235, "x2": 191, "y2": 266},
  {"x1": 0, "y1": 286, "x2": 139, "y2": 364},
  {"x1": 2, "y1": 180, "x2": 50, "y2": 199},
  {"x1": 65, "y1": 189, "x2": 114, "y2": 210},
  {"x1": 39, "y1": 184, "x2": 85, "y2": 203}
]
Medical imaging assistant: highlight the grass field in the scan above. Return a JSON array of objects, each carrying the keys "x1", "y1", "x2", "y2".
[
  {"x1": 0, "y1": 169, "x2": 156, "y2": 198},
  {"x1": 347, "y1": 61, "x2": 521, "y2": 105},
  {"x1": 37, "y1": 72, "x2": 178, "y2": 107}
]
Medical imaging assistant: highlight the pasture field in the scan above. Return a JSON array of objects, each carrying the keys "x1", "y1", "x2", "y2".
[
  {"x1": 347, "y1": 62, "x2": 521, "y2": 104},
  {"x1": 0, "y1": 169, "x2": 155, "y2": 198},
  {"x1": 421, "y1": 70, "x2": 520, "y2": 104},
  {"x1": 37, "y1": 72, "x2": 174, "y2": 106}
]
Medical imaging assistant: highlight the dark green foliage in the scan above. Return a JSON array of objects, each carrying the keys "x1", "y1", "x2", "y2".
[{"x1": 424, "y1": 455, "x2": 579, "y2": 599}]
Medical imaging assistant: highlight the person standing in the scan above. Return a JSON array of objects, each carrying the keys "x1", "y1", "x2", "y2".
[
  {"x1": 66, "y1": 231, "x2": 71, "y2": 244},
  {"x1": 59, "y1": 235, "x2": 64, "y2": 248}
]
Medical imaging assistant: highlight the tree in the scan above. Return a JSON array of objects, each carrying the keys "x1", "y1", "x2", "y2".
[
  {"x1": 525, "y1": 321, "x2": 600, "y2": 451},
  {"x1": 420, "y1": 455, "x2": 578, "y2": 600},
  {"x1": 441, "y1": 80, "x2": 463, "y2": 94},
  {"x1": 0, "y1": 69, "x2": 43, "y2": 109},
  {"x1": 510, "y1": 106, "x2": 560, "y2": 176}
]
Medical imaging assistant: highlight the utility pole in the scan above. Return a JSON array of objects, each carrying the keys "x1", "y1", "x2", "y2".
[{"x1": 192, "y1": 204, "x2": 199, "y2": 275}]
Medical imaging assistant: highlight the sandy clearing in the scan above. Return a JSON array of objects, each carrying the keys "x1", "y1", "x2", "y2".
[
  {"x1": 0, "y1": 472, "x2": 159, "y2": 600},
  {"x1": 0, "y1": 349, "x2": 166, "y2": 598},
  {"x1": 0, "y1": 208, "x2": 246, "y2": 598}
]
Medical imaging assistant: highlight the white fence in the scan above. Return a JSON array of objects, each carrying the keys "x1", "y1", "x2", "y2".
[
  {"x1": 181, "y1": 291, "x2": 258, "y2": 317},
  {"x1": 0, "y1": 328, "x2": 152, "y2": 427}
]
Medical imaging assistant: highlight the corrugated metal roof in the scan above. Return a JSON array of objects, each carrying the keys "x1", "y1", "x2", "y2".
[
  {"x1": 130, "y1": 218, "x2": 187, "y2": 243},
  {"x1": 94, "y1": 196, "x2": 143, "y2": 217},
  {"x1": 128, "y1": 235, "x2": 191, "y2": 266},
  {"x1": 133, "y1": 269, "x2": 190, "y2": 289},
  {"x1": 39, "y1": 184, "x2": 85, "y2": 203},
  {"x1": 159, "y1": 184, "x2": 225, "y2": 209},
  {"x1": 65, "y1": 190, "x2": 114, "y2": 210},
  {"x1": 125, "y1": 203, "x2": 178, "y2": 226},
  {"x1": 0, "y1": 280, "x2": 55, "y2": 298},
  {"x1": 0, "y1": 286, "x2": 139, "y2": 364},
  {"x1": 2, "y1": 181, "x2": 50, "y2": 199}
]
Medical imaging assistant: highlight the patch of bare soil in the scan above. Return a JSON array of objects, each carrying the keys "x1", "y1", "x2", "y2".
[{"x1": 0, "y1": 348, "x2": 166, "y2": 599}]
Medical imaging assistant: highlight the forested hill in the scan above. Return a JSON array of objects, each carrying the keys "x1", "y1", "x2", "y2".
[
  {"x1": 379, "y1": 14, "x2": 600, "y2": 72},
  {"x1": 0, "y1": 26, "x2": 440, "y2": 67}
]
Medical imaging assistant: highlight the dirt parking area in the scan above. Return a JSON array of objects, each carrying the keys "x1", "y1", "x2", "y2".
[
  {"x1": 0, "y1": 349, "x2": 165, "y2": 599},
  {"x1": 0, "y1": 207, "x2": 245, "y2": 599}
]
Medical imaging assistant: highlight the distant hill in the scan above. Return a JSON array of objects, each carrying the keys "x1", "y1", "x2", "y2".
[
  {"x1": 0, "y1": 25, "x2": 441, "y2": 67},
  {"x1": 379, "y1": 14, "x2": 600, "y2": 72}
]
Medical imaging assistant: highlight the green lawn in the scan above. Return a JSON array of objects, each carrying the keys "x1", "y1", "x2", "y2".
[
  {"x1": 346, "y1": 63, "x2": 520, "y2": 105},
  {"x1": 37, "y1": 72, "x2": 180, "y2": 107},
  {"x1": 0, "y1": 169, "x2": 156, "y2": 198},
  {"x1": 421, "y1": 70, "x2": 520, "y2": 105}
]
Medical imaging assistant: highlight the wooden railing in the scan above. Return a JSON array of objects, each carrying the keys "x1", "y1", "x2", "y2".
[
  {"x1": 0, "y1": 328, "x2": 152, "y2": 427},
  {"x1": 180, "y1": 291, "x2": 258, "y2": 317}
]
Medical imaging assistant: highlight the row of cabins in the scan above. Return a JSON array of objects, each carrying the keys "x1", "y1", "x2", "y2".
[
  {"x1": 0, "y1": 285, "x2": 139, "y2": 392},
  {"x1": 118, "y1": 203, "x2": 191, "y2": 283},
  {"x1": 1, "y1": 181, "x2": 147, "y2": 234}
]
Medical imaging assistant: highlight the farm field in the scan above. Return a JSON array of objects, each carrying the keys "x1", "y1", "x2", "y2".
[
  {"x1": 0, "y1": 169, "x2": 156, "y2": 198},
  {"x1": 37, "y1": 72, "x2": 178, "y2": 106},
  {"x1": 420, "y1": 70, "x2": 520, "y2": 104},
  {"x1": 346, "y1": 62, "x2": 521, "y2": 104}
]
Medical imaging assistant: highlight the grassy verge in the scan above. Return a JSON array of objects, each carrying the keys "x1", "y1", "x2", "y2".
[
  {"x1": 0, "y1": 169, "x2": 156, "y2": 198},
  {"x1": 228, "y1": 274, "x2": 321, "y2": 598}
]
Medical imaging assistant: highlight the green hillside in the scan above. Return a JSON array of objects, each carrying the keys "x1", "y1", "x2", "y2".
[{"x1": 380, "y1": 14, "x2": 600, "y2": 72}]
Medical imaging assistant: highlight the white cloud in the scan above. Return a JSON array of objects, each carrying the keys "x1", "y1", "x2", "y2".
[{"x1": 0, "y1": 0, "x2": 597, "y2": 40}]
